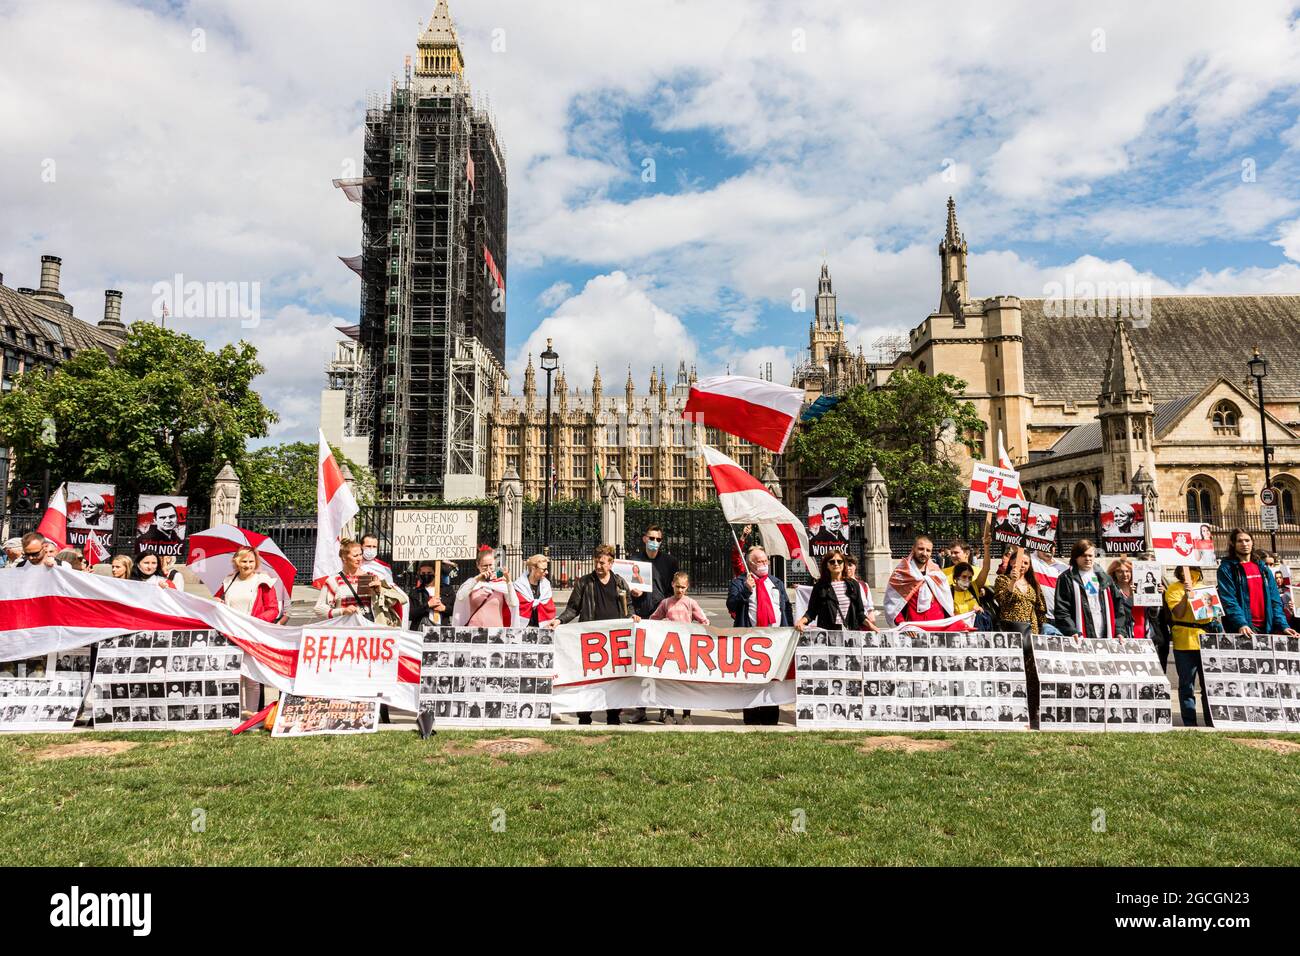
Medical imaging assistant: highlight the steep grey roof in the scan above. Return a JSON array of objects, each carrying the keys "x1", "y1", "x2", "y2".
[
  {"x1": 0, "y1": 284, "x2": 122, "y2": 356},
  {"x1": 1018, "y1": 296, "x2": 1300, "y2": 402},
  {"x1": 1045, "y1": 395, "x2": 1199, "y2": 459}
]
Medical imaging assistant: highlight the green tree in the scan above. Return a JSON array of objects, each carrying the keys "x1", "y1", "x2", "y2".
[
  {"x1": 237, "y1": 442, "x2": 376, "y2": 512},
  {"x1": 0, "y1": 324, "x2": 276, "y2": 496},
  {"x1": 787, "y1": 370, "x2": 985, "y2": 512}
]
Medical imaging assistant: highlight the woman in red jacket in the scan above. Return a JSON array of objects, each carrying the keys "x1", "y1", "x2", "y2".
[{"x1": 213, "y1": 546, "x2": 284, "y2": 716}]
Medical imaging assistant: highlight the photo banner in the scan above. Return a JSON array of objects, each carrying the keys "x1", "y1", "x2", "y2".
[
  {"x1": 1201, "y1": 633, "x2": 1300, "y2": 731},
  {"x1": 1151, "y1": 522, "x2": 1218, "y2": 568},
  {"x1": 1031, "y1": 635, "x2": 1171, "y2": 731},
  {"x1": 420, "y1": 626, "x2": 554, "y2": 727},
  {"x1": 807, "y1": 496, "x2": 850, "y2": 559},
  {"x1": 1024, "y1": 503, "x2": 1059, "y2": 554},
  {"x1": 91, "y1": 630, "x2": 242, "y2": 730},
  {"x1": 796, "y1": 630, "x2": 1030, "y2": 730},
  {"x1": 66, "y1": 482, "x2": 116, "y2": 550},
  {"x1": 0, "y1": 648, "x2": 93, "y2": 733},
  {"x1": 1100, "y1": 495, "x2": 1145, "y2": 554},
  {"x1": 135, "y1": 495, "x2": 188, "y2": 559},
  {"x1": 968, "y1": 464, "x2": 1019, "y2": 515}
]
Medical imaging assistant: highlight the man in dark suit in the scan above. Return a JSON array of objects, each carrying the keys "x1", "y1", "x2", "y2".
[{"x1": 726, "y1": 545, "x2": 794, "y2": 726}]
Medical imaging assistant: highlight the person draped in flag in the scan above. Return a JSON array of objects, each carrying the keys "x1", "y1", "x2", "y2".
[
  {"x1": 1052, "y1": 539, "x2": 1122, "y2": 640},
  {"x1": 513, "y1": 553, "x2": 556, "y2": 626},
  {"x1": 452, "y1": 546, "x2": 519, "y2": 627},
  {"x1": 213, "y1": 545, "x2": 284, "y2": 716},
  {"x1": 314, "y1": 538, "x2": 407, "y2": 626},
  {"x1": 883, "y1": 536, "x2": 954, "y2": 626},
  {"x1": 726, "y1": 545, "x2": 793, "y2": 726}
]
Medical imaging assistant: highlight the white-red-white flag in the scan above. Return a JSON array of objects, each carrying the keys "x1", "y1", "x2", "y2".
[
  {"x1": 36, "y1": 483, "x2": 68, "y2": 549},
  {"x1": 83, "y1": 529, "x2": 109, "y2": 566},
  {"x1": 684, "y1": 375, "x2": 805, "y2": 454},
  {"x1": 997, "y1": 430, "x2": 1025, "y2": 501},
  {"x1": 312, "y1": 430, "x2": 359, "y2": 587},
  {"x1": 701, "y1": 445, "x2": 818, "y2": 579}
]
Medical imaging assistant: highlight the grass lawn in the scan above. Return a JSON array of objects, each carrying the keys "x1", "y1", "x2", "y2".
[{"x1": 1, "y1": 729, "x2": 1298, "y2": 866}]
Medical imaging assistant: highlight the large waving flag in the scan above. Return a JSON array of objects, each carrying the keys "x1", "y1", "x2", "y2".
[
  {"x1": 36, "y1": 483, "x2": 68, "y2": 549},
  {"x1": 312, "y1": 431, "x2": 359, "y2": 587},
  {"x1": 701, "y1": 445, "x2": 817, "y2": 579},
  {"x1": 684, "y1": 375, "x2": 805, "y2": 453}
]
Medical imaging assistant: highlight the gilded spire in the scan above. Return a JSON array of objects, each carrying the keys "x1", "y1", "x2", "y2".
[{"x1": 416, "y1": 0, "x2": 465, "y2": 77}]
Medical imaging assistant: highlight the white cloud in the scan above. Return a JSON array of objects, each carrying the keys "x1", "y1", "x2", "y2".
[
  {"x1": 510, "y1": 272, "x2": 697, "y2": 391},
  {"x1": 536, "y1": 280, "x2": 573, "y2": 308},
  {"x1": 1274, "y1": 218, "x2": 1300, "y2": 262}
]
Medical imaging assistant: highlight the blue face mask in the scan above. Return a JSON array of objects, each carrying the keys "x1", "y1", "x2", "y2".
[{"x1": 646, "y1": 540, "x2": 661, "y2": 554}]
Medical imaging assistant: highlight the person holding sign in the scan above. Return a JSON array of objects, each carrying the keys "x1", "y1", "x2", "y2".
[
  {"x1": 213, "y1": 545, "x2": 284, "y2": 716},
  {"x1": 1216, "y1": 529, "x2": 1297, "y2": 638},
  {"x1": 452, "y1": 546, "x2": 519, "y2": 627},
  {"x1": 1165, "y1": 566, "x2": 1217, "y2": 726},
  {"x1": 1053, "y1": 540, "x2": 1122, "y2": 640},
  {"x1": 408, "y1": 560, "x2": 448, "y2": 631},
  {"x1": 554, "y1": 544, "x2": 638, "y2": 726},
  {"x1": 992, "y1": 548, "x2": 1046, "y2": 635}
]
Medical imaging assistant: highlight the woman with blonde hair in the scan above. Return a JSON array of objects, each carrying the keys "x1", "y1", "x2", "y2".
[
  {"x1": 213, "y1": 545, "x2": 283, "y2": 716},
  {"x1": 109, "y1": 554, "x2": 134, "y2": 580}
]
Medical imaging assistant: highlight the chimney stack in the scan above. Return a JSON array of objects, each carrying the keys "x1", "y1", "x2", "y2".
[
  {"x1": 99, "y1": 289, "x2": 127, "y2": 338},
  {"x1": 32, "y1": 254, "x2": 74, "y2": 316}
]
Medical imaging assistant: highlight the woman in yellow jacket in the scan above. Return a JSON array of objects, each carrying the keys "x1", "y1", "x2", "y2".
[
  {"x1": 948, "y1": 514, "x2": 993, "y2": 622},
  {"x1": 1164, "y1": 566, "x2": 1217, "y2": 727}
]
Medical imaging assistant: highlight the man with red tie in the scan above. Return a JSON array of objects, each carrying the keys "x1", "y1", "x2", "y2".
[{"x1": 726, "y1": 545, "x2": 794, "y2": 726}]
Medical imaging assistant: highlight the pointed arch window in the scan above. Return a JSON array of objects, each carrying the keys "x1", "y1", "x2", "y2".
[
  {"x1": 1211, "y1": 400, "x2": 1241, "y2": 436},
  {"x1": 1185, "y1": 477, "x2": 1218, "y2": 520}
]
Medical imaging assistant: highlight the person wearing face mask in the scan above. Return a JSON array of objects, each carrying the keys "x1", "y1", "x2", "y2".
[
  {"x1": 408, "y1": 561, "x2": 448, "y2": 631},
  {"x1": 629, "y1": 524, "x2": 679, "y2": 617},
  {"x1": 1053, "y1": 538, "x2": 1122, "y2": 639},
  {"x1": 727, "y1": 546, "x2": 794, "y2": 726},
  {"x1": 359, "y1": 532, "x2": 408, "y2": 625}
]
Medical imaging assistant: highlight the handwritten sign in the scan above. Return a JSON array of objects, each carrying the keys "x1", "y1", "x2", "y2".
[{"x1": 392, "y1": 510, "x2": 479, "y2": 561}]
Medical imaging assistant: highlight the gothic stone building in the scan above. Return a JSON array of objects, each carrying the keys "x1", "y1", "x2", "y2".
[
  {"x1": 884, "y1": 198, "x2": 1300, "y2": 524},
  {"x1": 486, "y1": 262, "x2": 870, "y2": 504}
]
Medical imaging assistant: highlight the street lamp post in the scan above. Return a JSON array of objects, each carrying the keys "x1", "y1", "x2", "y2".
[
  {"x1": 1248, "y1": 348, "x2": 1277, "y2": 553},
  {"x1": 540, "y1": 338, "x2": 559, "y2": 556}
]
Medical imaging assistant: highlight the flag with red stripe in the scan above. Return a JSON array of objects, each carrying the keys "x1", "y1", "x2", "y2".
[
  {"x1": 996, "y1": 430, "x2": 1025, "y2": 502},
  {"x1": 313, "y1": 430, "x2": 359, "y2": 587},
  {"x1": 701, "y1": 445, "x2": 818, "y2": 579},
  {"x1": 36, "y1": 483, "x2": 68, "y2": 549},
  {"x1": 0, "y1": 567, "x2": 420, "y2": 710},
  {"x1": 684, "y1": 375, "x2": 805, "y2": 453},
  {"x1": 83, "y1": 529, "x2": 110, "y2": 567}
]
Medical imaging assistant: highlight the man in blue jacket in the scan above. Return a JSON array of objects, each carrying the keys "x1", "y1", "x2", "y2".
[
  {"x1": 726, "y1": 545, "x2": 793, "y2": 725},
  {"x1": 1217, "y1": 529, "x2": 1298, "y2": 637}
]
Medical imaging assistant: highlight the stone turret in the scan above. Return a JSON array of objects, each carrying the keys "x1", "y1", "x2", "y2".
[{"x1": 1098, "y1": 311, "x2": 1156, "y2": 494}]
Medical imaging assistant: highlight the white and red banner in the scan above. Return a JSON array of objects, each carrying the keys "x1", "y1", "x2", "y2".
[
  {"x1": 1151, "y1": 521, "x2": 1217, "y2": 569},
  {"x1": 0, "y1": 567, "x2": 419, "y2": 711},
  {"x1": 684, "y1": 375, "x2": 805, "y2": 454},
  {"x1": 702, "y1": 444, "x2": 816, "y2": 578},
  {"x1": 551, "y1": 618, "x2": 796, "y2": 713},
  {"x1": 1100, "y1": 494, "x2": 1146, "y2": 554},
  {"x1": 968, "y1": 463, "x2": 1019, "y2": 514},
  {"x1": 312, "y1": 430, "x2": 359, "y2": 587}
]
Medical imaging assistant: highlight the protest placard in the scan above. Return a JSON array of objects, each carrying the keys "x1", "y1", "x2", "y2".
[
  {"x1": 1151, "y1": 521, "x2": 1218, "y2": 568},
  {"x1": 90, "y1": 630, "x2": 241, "y2": 730},
  {"x1": 294, "y1": 625, "x2": 405, "y2": 701},
  {"x1": 1201, "y1": 633, "x2": 1300, "y2": 731},
  {"x1": 611, "y1": 559, "x2": 654, "y2": 595},
  {"x1": 1100, "y1": 495, "x2": 1145, "y2": 554},
  {"x1": 67, "y1": 482, "x2": 116, "y2": 550},
  {"x1": 1024, "y1": 503, "x2": 1059, "y2": 553},
  {"x1": 1030, "y1": 635, "x2": 1171, "y2": 732},
  {"x1": 419, "y1": 626, "x2": 554, "y2": 727},
  {"x1": 993, "y1": 499, "x2": 1029, "y2": 548},
  {"x1": 968, "y1": 464, "x2": 1019, "y2": 515},
  {"x1": 807, "y1": 497, "x2": 850, "y2": 559},
  {"x1": 272, "y1": 694, "x2": 379, "y2": 736},
  {"x1": 391, "y1": 509, "x2": 479, "y2": 561},
  {"x1": 1131, "y1": 561, "x2": 1163, "y2": 607},
  {"x1": 135, "y1": 495, "x2": 188, "y2": 559}
]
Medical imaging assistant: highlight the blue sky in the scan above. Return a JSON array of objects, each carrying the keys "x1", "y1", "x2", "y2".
[{"x1": 4, "y1": 0, "x2": 1300, "y2": 441}]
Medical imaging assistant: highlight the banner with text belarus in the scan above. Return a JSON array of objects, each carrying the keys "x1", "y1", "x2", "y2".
[{"x1": 551, "y1": 619, "x2": 796, "y2": 712}]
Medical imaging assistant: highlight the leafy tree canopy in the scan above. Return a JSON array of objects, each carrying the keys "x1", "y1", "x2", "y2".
[
  {"x1": 787, "y1": 370, "x2": 985, "y2": 512},
  {"x1": 238, "y1": 442, "x2": 376, "y2": 513},
  {"x1": 0, "y1": 323, "x2": 276, "y2": 497}
]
